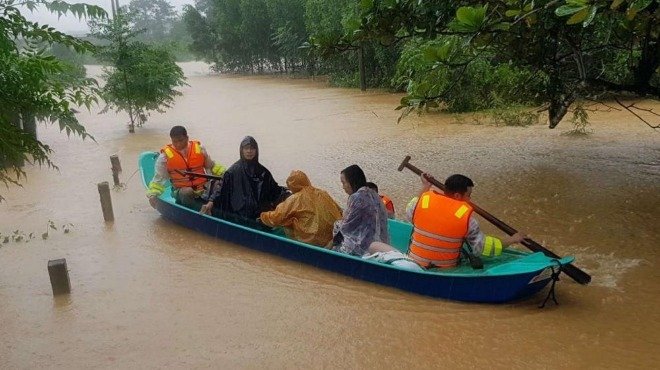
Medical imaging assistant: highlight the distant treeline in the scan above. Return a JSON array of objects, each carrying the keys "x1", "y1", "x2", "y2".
[
  {"x1": 183, "y1": 0, "x2": 399, "y2": 87},
  {"x1": 50, "y1": 0, "x2": 196, "y2": 65},
  {"x1": 182, "y1": 0, "x2": 659, "y2": 126}
]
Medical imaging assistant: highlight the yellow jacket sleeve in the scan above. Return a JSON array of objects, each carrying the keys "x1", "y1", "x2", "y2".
[{"x1": 260, "y1": 195, "x2": 299, "y2": 227}]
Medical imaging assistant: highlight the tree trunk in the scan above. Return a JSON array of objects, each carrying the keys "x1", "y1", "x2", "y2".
[
  {"x1": 22, "y1": 113, "x2": 37, "y2": 139},
  {"x1": 634, "y1": 22, "x2": 659, "y2": 95},
  {"x1": 1, "y1": 113, "x2": 35, "y2": 168},
  {"x1": 358, "y1": 44, "x2": 366, "y2": 91}
]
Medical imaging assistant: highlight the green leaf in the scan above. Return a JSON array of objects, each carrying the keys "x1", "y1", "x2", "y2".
[
  {"x1": 610, "y1": 0, "x2": 625, "y2": 10},
  {"x1": 566, "y1": 7, "x2": 590, "y2": 24},
  {"x1": 505, "y1": 9, "x2": 521, "y2": 17},
  {"x1": 630, "y1": 0, "x2": 653, "y2": 11},
  {"x1": 360, "y1": 0, "x2": 374, "y2": 11},
  {"x1": 625, "y1": 7, "x2": 639, "y2": 19},
  {"x1": 423, "y1": 46, "x2": 437, "y2": 62},
  {"x1": 440, "y1": 43, "x2": 454, "y2": 60},
  {"x1": 555, "y1": 4, "x2": 588, "y2": 17},
  {"x1": 582, "y1": 6, "x2": 598, "y2": 27},
  {"x1": 455, "y1": 6, "x2": 487, "y2": 30}
]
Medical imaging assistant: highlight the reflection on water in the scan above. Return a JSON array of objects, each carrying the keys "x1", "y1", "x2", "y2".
[
  {"x1": 52, "y1": 294, "x2": 73, "y2": 310},
  {"x1": 0, "y1": 62, "x2": 658, "y2": 368}
]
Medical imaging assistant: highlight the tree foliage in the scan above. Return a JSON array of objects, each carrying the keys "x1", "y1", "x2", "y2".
[
  {"x1": 321, "y1": 0, "x2": 659, "y2": 127},
  {"x1": 182, "y1": 0, "x2": 400, "y2": 86},
  {"x1": 127, "y1": 0, "x2": 177, "y2": 43},
  {"x1": 90, "y1": 12, "x2": 187, "y2": 133},
  {"x1": 0, "y1": 0, "x2": 106, "y2": 200}
]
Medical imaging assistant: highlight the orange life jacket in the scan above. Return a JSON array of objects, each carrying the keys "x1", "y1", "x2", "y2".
[
  {"x1": 380, "y1": 194, "x2": 395, "y2": 214},
  {"x1": 161, "y1": 140, "x2": 207, "y2": 189},
  {"x1": 408, "y1": 191, "x2": 473, "y2": 268}
]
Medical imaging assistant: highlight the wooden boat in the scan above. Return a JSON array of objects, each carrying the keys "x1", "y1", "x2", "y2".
[{"x1": 139, "y1": 151, "x2": 574, "y2": 303}]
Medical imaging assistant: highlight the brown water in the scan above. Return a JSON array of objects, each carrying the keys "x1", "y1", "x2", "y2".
[{"x1": 1, "y1": 62, "x2": 659, "y2": 368}]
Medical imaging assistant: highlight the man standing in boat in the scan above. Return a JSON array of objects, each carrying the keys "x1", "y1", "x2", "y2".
[{"x1": 147, "y1": 125, "x2": 226, "y2": 210}]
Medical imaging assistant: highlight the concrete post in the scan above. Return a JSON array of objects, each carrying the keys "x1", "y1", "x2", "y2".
[
  {"x1": 98, "y1": 181, "x2": 114, "y2": 222},
  {"x1": 110, "y1": 155, "x2": 122, "y2": 186},
  {"x1": 48, "y1": 259, "x2": 71, "y2": 295}
]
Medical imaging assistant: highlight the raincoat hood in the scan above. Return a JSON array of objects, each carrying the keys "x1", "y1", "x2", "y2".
[
  {"x1": 286, "y1": 170, "x2": 311, "y2": 193},
  {"x1": 239, "y1": 136, "x2": 259, "y2": 163}
]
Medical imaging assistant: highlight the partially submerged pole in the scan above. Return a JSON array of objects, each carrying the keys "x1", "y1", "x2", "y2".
[
  {"x1": 97, "y1": 181, "x2": 114, "y2": 222},
  {"x1": 110, "y1": 155, "x2": 122, "y2": 187},
  {"x1": 48, "y1": 259, "x2": 71, "y2": 295}
]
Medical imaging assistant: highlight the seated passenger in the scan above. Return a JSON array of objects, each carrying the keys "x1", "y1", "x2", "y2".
[
  {"x1": 370, "y1": 173, "x2": 526, "y2": 269},
  {"x1": 147, "y1": 125, "x2": 225, "y2": 211},
  {"x1": 259, "y1": 170, "x2": 342, "y2": 247},
  {"x1": 331, "y1": 165, "x2": 389, "y2": 256},
  {"x1": 201, "y1": 136, "x2": 288, "y2": 225},
  {"x1": 366, "y1": 182, "x2": 395, "y2": 219}
]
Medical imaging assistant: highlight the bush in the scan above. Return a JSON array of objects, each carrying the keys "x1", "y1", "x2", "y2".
[
  {"x1": 394, "y1": 37, "x2": 547, "y2": 113},
  {"x1": 490, "y1": 108, "x2": 540, "y2": 127}
]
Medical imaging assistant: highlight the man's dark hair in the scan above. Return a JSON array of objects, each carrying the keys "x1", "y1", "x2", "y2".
[
  {"x1": 444, "y1": 174, "x2": 474, "y2": 195},
  {"x1": 365, "y1": 182, "x2": 378, "y2": 192},
  {"x1": 169, "y1": 125, "x2": 187, "y2": 137}
]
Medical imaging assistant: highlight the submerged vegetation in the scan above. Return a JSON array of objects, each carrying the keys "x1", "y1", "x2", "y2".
[
  {"x1": 184, "y1": 0, "x2": 658, "y2": 128},
  {"x1": 0, "y1": 0, "x2": 657, "y2": 200}
]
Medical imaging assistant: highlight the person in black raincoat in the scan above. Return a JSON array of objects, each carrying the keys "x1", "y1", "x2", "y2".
[{"x1": 201, "y1": 136, "x2": 288, "y2": 227}]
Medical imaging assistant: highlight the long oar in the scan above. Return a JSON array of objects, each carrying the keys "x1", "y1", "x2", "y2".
[
  {"x1": 398, "y1": 155, "x2": 591, "y2": 285},
  {"x1": 174, "y1": 170, "x2": 223, "y2": 181}
]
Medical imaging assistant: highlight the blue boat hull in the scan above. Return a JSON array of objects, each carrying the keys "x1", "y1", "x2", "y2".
[{"x1": 141, "y1": 151, "x2": 567, "y2": 303}]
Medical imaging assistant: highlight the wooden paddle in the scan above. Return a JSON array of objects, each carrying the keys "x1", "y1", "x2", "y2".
[
  {"x1": 398, "y1": 155, "x2": 591, "y2": 285},
  {"x1": 174, "y1": 170, "x2": 223, "y2": 181}
]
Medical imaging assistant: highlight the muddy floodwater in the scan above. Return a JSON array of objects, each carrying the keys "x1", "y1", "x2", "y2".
[{"x1": 1, "y1": 62, "x2": 658, "y2": 368}]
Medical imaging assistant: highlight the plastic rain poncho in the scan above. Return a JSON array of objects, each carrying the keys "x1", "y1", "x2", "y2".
[
  {"x1": 260, "y1": 170, "x2": 342, "y2": 247},
  {"x1": 332, "y1": 165, "x2": 389, "y2": 256}
]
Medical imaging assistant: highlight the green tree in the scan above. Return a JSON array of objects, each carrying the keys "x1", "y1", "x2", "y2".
[
  {"x1": 267, "y1": 0, "x2": 308, "y2": 72},
  {"x1": 126, "y1": 0, "x2": 177, "y2": 43},
  {"x1": 182, "y1": 4, "x2": 217, "y2": 62},
  {"x1": 90, "y1": 13, "x2": 187, "y2": 133},
  {"x1": 240, "y1": 0, "x2": 276, "y2": 71},
  {"x1": 0, "y1": 0, "x2": 106, "y2": 200},
  {"x1": 331, "y1": 0, "x2": 659, "y2": 128}
]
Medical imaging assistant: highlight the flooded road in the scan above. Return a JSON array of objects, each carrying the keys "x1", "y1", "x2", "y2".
[{"x1": 1, "y1": 62, "x2": 658, "y2": 368}]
